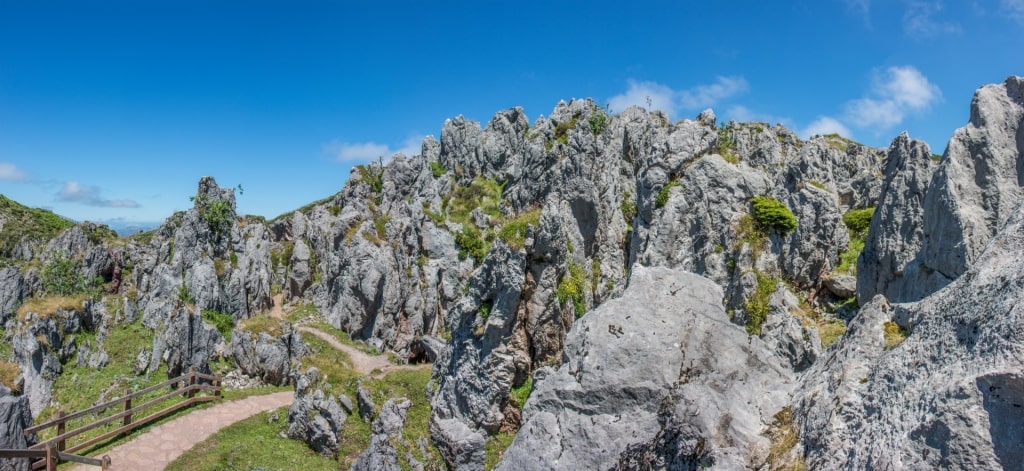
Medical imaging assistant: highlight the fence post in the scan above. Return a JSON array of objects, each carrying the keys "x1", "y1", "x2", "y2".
[
  {"x1": 45, "y1": 442, "x2": 56, "y2": 471},
  {"x1": 123, "y1": 389, "x2": 133, "y2": 427},
  {"x1": 101, "y1": 454, "x2": 112, "y2": 470},
  {"x1": 56, "y1": 411, "x2": 66, "y2": 452},
  {"x1": 188, "y1": 366, "x2": 196, "y2": 399}
]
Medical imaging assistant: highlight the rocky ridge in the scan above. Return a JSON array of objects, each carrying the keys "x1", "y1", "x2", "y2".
[{"x1": 0, "y1": 75, "x2": 1020, "y2": 470}]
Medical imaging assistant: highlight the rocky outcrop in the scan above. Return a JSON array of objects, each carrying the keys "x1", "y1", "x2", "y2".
[
  {"x1": 230, "y1": 321, "x2": 306, "y2": 385},
  {"x1": 0, "y1": 387, "x2": 33, "y2": 471},
  {"x1": 861, "y1": 77, "x2": 1024, "y2": 302},
  {"x1": 287, "y1": 367, "x2": 348, "y2": 458},
  {"x1": 796, "y1": 201, "x2": 1024, "y2": 469},
  {"x1": 0, "y1": 268, "x2": 25, "y2": 326},
  {"x1": 498, "y1": 267, "x2": 794, "y2": 470},
  {"x1": 350, "y1": 398, "x2": 412, "y2": 471},
  {"x1": 157, "y1": 308, "x2": 222, "y2": 378}
]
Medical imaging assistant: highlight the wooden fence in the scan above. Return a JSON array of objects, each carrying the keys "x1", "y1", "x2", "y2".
[{"x1": 0, "y1": 367, "x2": 221, "y2": 470}]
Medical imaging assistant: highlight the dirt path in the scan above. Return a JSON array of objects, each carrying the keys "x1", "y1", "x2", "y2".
[
  {"x1": 68, "y1": 391, "x2": 293, "y2": 471},
  {"x1": 270, "y1": 293, "x2": 285, "y2": 320},
  {"x1": 295, "y1": 326, "x2": 428, "y2": 378}
]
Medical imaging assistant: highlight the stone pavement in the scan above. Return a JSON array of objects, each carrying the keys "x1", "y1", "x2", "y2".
[{"x1": 69, "y1": 391, "x2": 293, "y2": 471}]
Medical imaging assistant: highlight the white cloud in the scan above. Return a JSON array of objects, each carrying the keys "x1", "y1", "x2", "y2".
[
  {"x1": 678, "y1": 76, "x2": 749, "y2": 110},
  {"x1": 726, "y1": 105, "x2": 791, "y2": 127},
  {"x1": 56, "y1": 181, "x2": 140, "y2": 208},
  {"x1": 801, "y1": 116, "x2": 853, "y2": 139},
  {"x1": 607, "y1": 76, "x2": 749, "y2": 118},
  {"x1": 843, "y1": 66, "x2": 941, "y2": 129},
  {"x1": 1002, "y1": 0, "x2": 1024, "y2": 23},
  {"x1": 0, "y1": 162, "x2": 26, "y2": 181},
  {"x1": 607, "y1": 80, "x2": 678, "y2": 116},
  {"x1": 325, "y1": 135, "x2": 426, "y2": 163},
  {"x1": 903, "y1": 1, "x2": 961, "y2": 36}
]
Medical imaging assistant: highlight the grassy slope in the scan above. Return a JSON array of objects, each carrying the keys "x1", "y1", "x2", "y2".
[{"x1": 0, "y1": 194, "x2": 75, "y2": 256}]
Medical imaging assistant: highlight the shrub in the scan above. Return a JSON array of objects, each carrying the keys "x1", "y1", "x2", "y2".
[
  {"x1": 588, "y1": 106, "x2": 610, "y2": 135},
  {"x1": 192, "y1": 195, "x2": 234, "y2": 238},
  {"x1": 553, "y1": 114, "x2": 579, "y2": 145},
  {"x1": 430, "y1": 160, "x2": 446, "y2": 178},
  {"x1": 735, "y1": 213, "x2": 768, "y2": 256},
  {"x1": 717, "y1": 125, "x2": 738, "y2": 162},
  {"x1": 355, "y1": 165, "x2": 384, "y2": 194},
  {"x1": 750, "y1": 196, "x2": 798, "y2": 234},
  {"x1": 202, "y1": 309, "x2": 236, "y2": 338},
  {"x1": 842, "y1": 207, "x2": 875, "y2": 240},
  {"x1": 42, "y1": 257, "x2": 100, "y2": 297},
  {"x1": 836, "y1": 238, "x2": 864, "y2": 275},
  {"x1": 620, "y1": 194, "x2": 637, "y2": 223},
  {"x1": 455, "y1": 226, "x2": 489, "y2": 262}
]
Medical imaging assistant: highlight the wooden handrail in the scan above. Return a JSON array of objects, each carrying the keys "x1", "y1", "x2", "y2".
[
  {"x1": 26, "y1": 369, "x2": 207, "y2": 434},
  {"x1": 20, "y1": 368, "x2": 221, "y2": 470}
]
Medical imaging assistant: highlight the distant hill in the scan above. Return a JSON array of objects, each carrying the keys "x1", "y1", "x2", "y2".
[{"x1": 0, "y1": 194, "x2": 75, "y2": 256}]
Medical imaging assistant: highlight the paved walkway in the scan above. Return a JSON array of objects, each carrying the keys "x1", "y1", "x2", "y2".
[{"x1": 69, "y1": 391, "x2": 293, "y2": 471}]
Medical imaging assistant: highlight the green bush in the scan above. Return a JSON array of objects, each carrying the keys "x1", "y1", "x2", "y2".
[
  {"x1": 202, "y1": 309, "x2": 235, "y2": 339},
  {"x1": 42, "y1": 257, "x2": 100, "y2": 297},
  {"x1": 455, "y1": 226, "x2": 489, "y2": 262},
  {"x1": 553, "y1": 115, "x2": 579, "y2": 145},
  {"x1": 588, "y1": 106, "x2": 610, "y2": 135},
  {"x1": 430, "y1": 160, "x2": 446, "y2": 178},
  {"x1": 355, "y1": 165, "x2": 384, "y2": 194},
  {"x1": 842, "y1": 207, "x2": 875, "y2": 239},
  {"x1": 509, "y1": 375, "x2": 533, "y2": 408},
  {"x1": 750, "y1": 196, "x2": 798, "y2": 234}
]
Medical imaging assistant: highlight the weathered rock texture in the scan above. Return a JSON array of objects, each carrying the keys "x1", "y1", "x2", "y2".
[
  {"x1": 350, "y1": 398, "x2": 412, "y2": 471},
  {"x1": 0, "y1": 387, "x2": 33, "y2": 471},
  {"x1": 287, "y1": 367, "x2": 348, "y2": 458},
  {"x1": 861, "y1": 76, "x2": 1024, "y2": 302},
  {"x1": 498, "y1": 267, "x2": 793, "y2": 470},
  {"x1": 798, "y1": 200, "x2": 1024, "y2": 469},
  {"x1": 230, "y1": 321, "x2": 306, "y2": 386}
]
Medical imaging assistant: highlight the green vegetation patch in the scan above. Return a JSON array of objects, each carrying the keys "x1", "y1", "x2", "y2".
[
  {"x1": 202, "y1": 309, "x2": 236, "y2": 339},
  {"x1": 883, "y1": 321, "x2": 908, "y2": 349},
  {"x1": 750, "y1": 196, "x2": 798, "y2": 234},
  {"x1": 354, "y1": 165, "x2": 384, "y2": 194},
  {"x1": 509, "y1": 375, "x2": 532, "y2": 409},
  {"x1": 553, "y1": 114, "x2": 580, "y2": 145},
  {"x1": 744, "y1": 271, "x2": 779, "y2": 336},
  {"x1": 818, "y1": 319, "x2": 848, "y2": 348},
  {"x1": 764, "y1": 406, "x2": 805, "y2": 471},
  {"x1": 42, "y1": 257, "x2": 102, "y2": 297},
  {"x1": 836, "y1": 238, "x2": 864, "y2": 275},
  {"x1": 588, "y1": 105, "x2": 610, "y2": 135},
  {"x1": 717, "y1": 124, "x2": 738, "y2": 163},
  {"x1": 166, "y1": 408, "x2": 338, "y2": 471},
  {"x1": 16, "y1": 295, "x2": 90, "y2": 321},
  {"x1": 238, "y1": 316, "x2": 282, "y2": 339},
  {"x1": 842, "y1": 207, "x2": 875, "y2": 240},
  {"x1": 655, "y1": 180, "x2": 682, "y2": 209},
  {"x1": 191, "y1": 194, "x2": 235, "y2": 238},
  {"x1": 0, "y1": 195, "x2": 75, "y2": 257},
  {"x1": 497, "y1": 208, "x2": 541, "y2": 249},
  {"x1": 557, "y1": 262, "x2": 588, "y2": 318},
  {"x1": 485, "y1": 432, "x2": 517, "y2": 470},
  {"x1": 0, "y1": 361, "x2": 20, "y2": 392},
  {"x1": 430, "y1": 160, "x2": 446, "y2": 178}
]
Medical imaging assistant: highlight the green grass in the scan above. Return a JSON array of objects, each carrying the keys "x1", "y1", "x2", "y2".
[
  {"x1": 165, "y1": 408, "x2": 338, "y2": 471},
  {"x1": 509, "y1": 376, "x2": 532, "y2": 408},
  {"x1": 655, "y1": 180, "x2": 682, "y2": 209},
  {"x1": 237, "y1": 316, "x2": 283, "y2": 339},
  {"x1": 717, "y1": 125, "x2": 738, "y2": 163},
  {"x1": 842, "y1": 207, "x2": 875, "y2": 239},
  {"x1": 744, "y1": 271, "x2": 779, "y2": 336},
  {"x1": 764, "y1": 407, "x2": 805, "y2": 471},
  {"x1": 836, "y1": 237, "x2": 864, "y2": 275},
  {"x1": 298, "y1": 331, "x2": 440, "y2": 468},
  {"x1": 285, "y1": 303, "x2": 320, "y2": 323},
  {"x1": 0, "y1": 194, "x2": 75, "y2": 256},
  {"x1": 883, "y1": 321, "x2": 908, "y2": 349},
  {"x1": 430, "y1": 160, "x2": 446, "y2": 178},
  {"x1": 818, "y1": 319, "x2": 848, "y2": 348},
  {"x1": 587, "y1": 105, "x2": 610, "y2": 135},
  {"x1": 497, "y1": 208, "x2": 541, "y2": 249},
  {"x1": 556, "y1": 262, "x2": 588, "y2": 318},
  {"x1": 735, "y1": 213, "x2": 768, "y2": 257},
  {"x1": 485, "y1": 433, "x2": 517, "y2": 469},
  {"x1": 202, "y1": 309, "x2": 236, "y2": 339}
]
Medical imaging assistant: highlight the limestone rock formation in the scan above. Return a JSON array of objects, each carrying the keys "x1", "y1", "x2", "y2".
[
  {"x1": 287, "y1": 367, "x2": 348, "y2": 458},
  {"x1": 498, "y1": 267, "x2": 794, "y2": 470},
  {"x1": 861, "y1": 76, "x2": 1024, "y2": 302},
  {"x1": 230, "y1": 321, "x2": 307, "y2": 385},
  {"x1": 797, "y1": 201, "x2": 1024, "y2": 469},
  {"x1": 350, "y1": 398, "x2": 412, "y2": 471}
]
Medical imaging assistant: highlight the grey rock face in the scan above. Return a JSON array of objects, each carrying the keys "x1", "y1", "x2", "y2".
[
  {"x1": 287, "y1": 367, "x2": 348, "y2": 458},
  {"x1": 159, "y1": 308, "x2": 221, "y2": 379},
  {"x1": 350, "y1": 398, "x2": 412, "y2": 471},
  {"x1": 857, "y1": 133, "x2": 939, "y2": 302},
  {"x1": 498, "y1": 267, "x2": 794, "y2": 470},
  {"x1": 824, "y1": 274, "x2": 857, "y2": 299},
  {"x1": 357, "y1": 382, "x2": 376, "y2": 422},
  {"x1": 797, "y1": 201, "x2": 1024, "y2": 470},
  {"x1": 230, "y1": 321, "x2": 306, "y2": 385},
  {"x1": 0, "y1": 388, "x2": 33, "y2": 471},
  {"x1": 862, "y1": 77, "x2": 1024, "y2": 303},
  {"x1": 0, "y1": 268, "x2": 25, "y2": 325}
]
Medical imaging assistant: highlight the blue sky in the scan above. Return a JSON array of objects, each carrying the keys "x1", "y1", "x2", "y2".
[{"x1": 1, "y1": 1, "x2": 1022, "y2": 229}]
